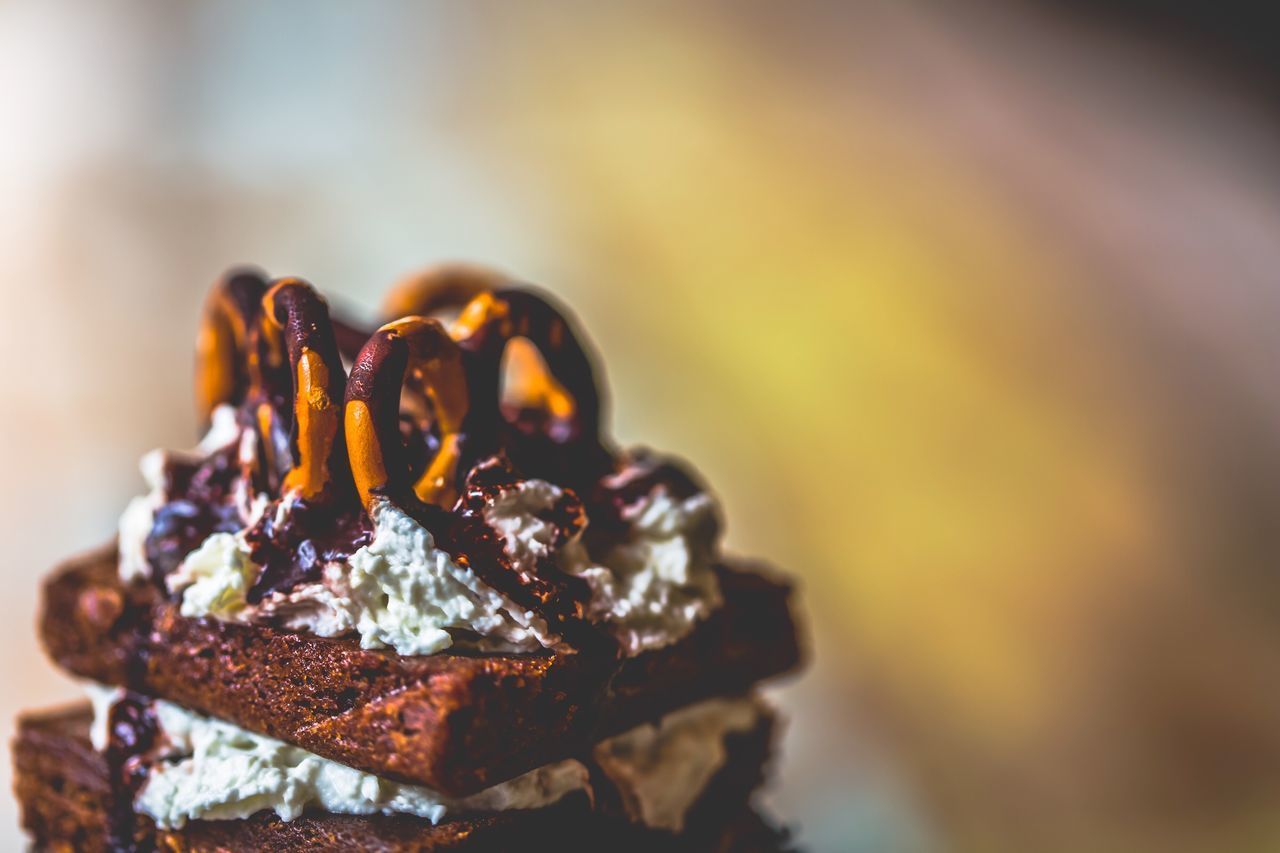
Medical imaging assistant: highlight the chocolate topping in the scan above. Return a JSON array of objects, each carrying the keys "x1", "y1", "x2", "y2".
[
  {"x1": 243, "y1": 500, "x2": 372, "y2": 604},
  {"x1": 497, "y1": 406, "x2": 616, "y2": 496},
  {"x1": 450, "y1": 456, "x2": 591, "y2": 621},
  {"x1": 143, "y1": 446, "x2": 242, "y2": 584},
  {"x1": 138, "y1": 270, "x2": 716, "y2": 652}
]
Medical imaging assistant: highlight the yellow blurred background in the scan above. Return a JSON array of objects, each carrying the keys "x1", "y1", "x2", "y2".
[{"x1": 5, "y1": 2, "x2": 1280, "y2": 850}]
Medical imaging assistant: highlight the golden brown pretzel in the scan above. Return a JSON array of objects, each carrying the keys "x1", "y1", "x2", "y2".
[
  {"x1": 260, "y1": 278, "x2": 349, "y2": 502},
  {"x1": 193, "y1": 268, "x2": 270, "y2": 427},
  {"x1": 453, "y1": 288, "x2": 603, "y2": 443},
  {"x1": 380, "y1": 262, "x2": 510, "y2": 321},
  {"x1": 383, "y1": 267, "x2": 579, "y2": 423},
  {"x1": 345, "y1": 317, "x2": 470, "y2": 512}
]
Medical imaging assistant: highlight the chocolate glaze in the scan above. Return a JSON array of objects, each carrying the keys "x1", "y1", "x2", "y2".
[{"x1": 497, "y1": 405, "x2": 616, "y2": 497}]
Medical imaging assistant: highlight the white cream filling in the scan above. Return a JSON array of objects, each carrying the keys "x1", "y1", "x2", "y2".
[
  {"x1": 85, "y1": 685, "x2": 762, "y2": 832},
  {"x1": 167, "y1": 532, "x2": 258, "y2": 620},
  {"x1": 197, "y1": 403, "x2": 248, "y2": 456},
  {"x1": 86, "y1": 682, "x2": 125, "y2": 751},
  {"x1": 483, "y1": 479, "x2": 566, "y2": 581},
  {"x1": 258, "y1": 564, "x2": 361, "y2": 638},
  {"x1": 141, "y1": 700, "x2": 587, "y2": 830}
]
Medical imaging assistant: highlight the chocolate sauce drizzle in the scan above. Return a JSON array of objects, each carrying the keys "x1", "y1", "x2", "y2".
[
  {"x1": 103, "y1": 693, "x2": 159, "y2": 852},
  {"x1": 243, "y1": 500, "x2": 372, "y2": 603},
  {"x1": 583, "y1": 449, "x2": 712, "y2": 549},
  {"x1": 451, "y1": 456, "x2": 591, "y2": 620},
  {"x1": 143, "y1": 445, "x2": 243, "y2": 583}
]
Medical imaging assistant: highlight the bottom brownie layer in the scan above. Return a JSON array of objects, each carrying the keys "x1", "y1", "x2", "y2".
[{"x1": 13, "y1": 704, "x2": 791, "y2": 852}]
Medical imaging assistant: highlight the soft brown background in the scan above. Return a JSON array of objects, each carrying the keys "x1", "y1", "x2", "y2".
[{"x1": 4, "y1": 2, "x2": 1280, "y2": 850}]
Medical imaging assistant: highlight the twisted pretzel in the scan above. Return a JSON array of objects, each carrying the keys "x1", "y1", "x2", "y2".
[
  {"x1": 260, "y1": 279, "x2": 349, "y2": 502},
  {"x1": 194, "y1": 268, "x2": 269, "y2": 427},
  {"x1": 380, "y1": 262, "x2": 510, "y2": 321},
  {"x1": 453, "y1": 288, "x2": 603, "y2": 444},
  {"x1": 382, "y1": 270, "x2": 585, "y2": 436},
  {"x1": 345, "y1": 317, "x2": 470, "y2": 512}
]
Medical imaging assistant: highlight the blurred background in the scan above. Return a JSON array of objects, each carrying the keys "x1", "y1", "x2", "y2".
[{"x1": 4, "y1": 1, "x2": 1280, "y2": 850}]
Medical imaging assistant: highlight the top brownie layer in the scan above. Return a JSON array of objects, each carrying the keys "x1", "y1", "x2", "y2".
[{"x1": 42, "y1": 545, "x2": 801, "y2": 797}]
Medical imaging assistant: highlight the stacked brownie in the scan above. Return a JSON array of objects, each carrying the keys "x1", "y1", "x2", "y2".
[{"x1": 14, "y1": 266, "x2": 804, "y2": 851}]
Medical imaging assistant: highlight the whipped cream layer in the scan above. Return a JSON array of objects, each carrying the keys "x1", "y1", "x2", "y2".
[
  {"x1": 120, "y1": 414, "x2": 723, "y2": 657},
  {"x1": 87, "y1": 685, "x2": 763, "y2": 832}
]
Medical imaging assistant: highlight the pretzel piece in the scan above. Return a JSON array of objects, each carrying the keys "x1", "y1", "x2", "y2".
[
  {"x1": 345, "y1": 317, "x2": 470, "y2": 512},
  {"x1": 193, "y1": 268, "x2": 269, "y2": 426},
  {"x1": 453, "y1": 288, "x2": 603, "y2": 442},
  {"x1": 260, "y1": 279, "x2": 349, "y2": 502},
  {"x1": 380, "y1": 262, "x2": 510, "y2": 321}
]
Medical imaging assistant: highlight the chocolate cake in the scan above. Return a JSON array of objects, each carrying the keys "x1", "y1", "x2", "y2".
[{"x1": 15, "y1": 264, "x2": 805, "y2": 849}]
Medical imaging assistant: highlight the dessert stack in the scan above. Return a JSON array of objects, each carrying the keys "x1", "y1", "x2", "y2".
[{"x1": 13, "y1": 266, "x2": 804, "y2": 851}]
